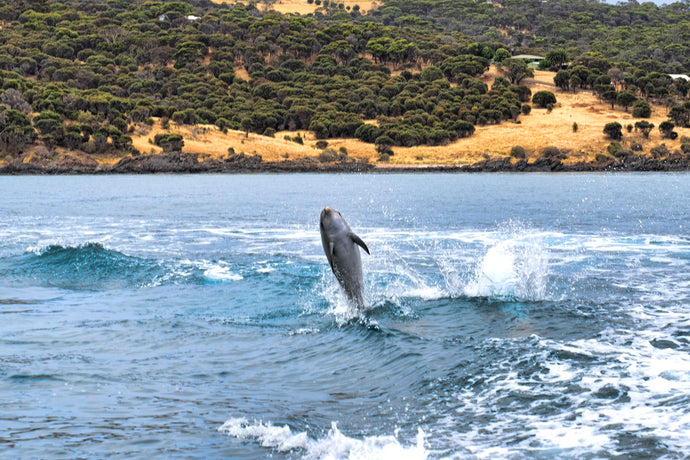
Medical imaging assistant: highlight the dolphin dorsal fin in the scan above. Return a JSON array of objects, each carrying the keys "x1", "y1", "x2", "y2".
[{"x1": 350, "y1": 232, "x2": 370, "y2": 255}]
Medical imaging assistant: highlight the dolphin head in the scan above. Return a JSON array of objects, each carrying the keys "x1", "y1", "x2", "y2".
[{"x1": 320, "y1": 207, "x2": 349, "y2": 236}]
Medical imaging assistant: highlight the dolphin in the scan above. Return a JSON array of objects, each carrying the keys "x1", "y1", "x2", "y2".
[{"x1": 320, "y1": 207, "x2": 370, "y2": 308}]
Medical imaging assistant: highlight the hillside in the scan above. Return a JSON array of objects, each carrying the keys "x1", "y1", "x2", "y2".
[
  {"x1": 125, "y1": 67, "x2": 690, "y2": 168},
  {"x1": 2, "y1": 0, "x2": 690, "y2": 173}
]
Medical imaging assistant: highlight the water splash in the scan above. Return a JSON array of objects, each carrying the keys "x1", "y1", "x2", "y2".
[
  {"x1": 464, "y1": 231, "x2": 549, "y2": 301},
  {"x1": 363, "y1": 241, "x2": 445, "y2": 308},
  {"x1": 308, "y1": 224, "x2": 552, "y2": 320},
  {"x1": 218, "y1": 417, "x2": 427, "y2": 460}
]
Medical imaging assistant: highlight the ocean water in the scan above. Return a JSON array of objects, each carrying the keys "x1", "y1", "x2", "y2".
[{"x1": 1, "y1": 173, "x2": 689, "y2": 459}]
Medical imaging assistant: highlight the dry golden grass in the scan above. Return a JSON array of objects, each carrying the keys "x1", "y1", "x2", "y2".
[
  {"x1": 130, "y1": 122, "x2": 377, "y2": 162},
  {"x1": 127, "y1": 66, "x2": 689, "y2": 167},
  {"x1": 210, "y1": 0, "x2": 379, "y2": 15},
  {"x1": 381, "y1": 68, "x2": 690, "y2": 166},
  {"x1": 234, "y1": 66, "x2": 250, "y2": 81}
]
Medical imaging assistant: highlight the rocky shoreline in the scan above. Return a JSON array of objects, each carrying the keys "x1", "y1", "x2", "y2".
[{"x1": 2, "y1": 151, "x2": 690, "y2": 175}]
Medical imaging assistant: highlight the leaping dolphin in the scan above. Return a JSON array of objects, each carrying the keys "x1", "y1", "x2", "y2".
[{"x1": 319, "y1": 207, "x2": 370, "y2": 308}]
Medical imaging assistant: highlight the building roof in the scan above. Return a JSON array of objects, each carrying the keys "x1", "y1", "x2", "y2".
[{"x1": 511, "y1": 54, "x2": 545, "y2": 61}]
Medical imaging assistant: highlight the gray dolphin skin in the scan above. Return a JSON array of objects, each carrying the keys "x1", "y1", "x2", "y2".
[{"x1": 320, "y1": 207, "x2": 370, "y2": 308}]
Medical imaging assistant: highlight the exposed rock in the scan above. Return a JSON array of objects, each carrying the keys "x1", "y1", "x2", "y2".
[
  {"x1": 112, "y1": 152, "x2": 206, "y2": 173},
  {"x1": 0, "y1": 151, "x2": 101, "y2": 174},
  {"x1": 2, "y1": 150, "x2": 690, "y2": 175}
]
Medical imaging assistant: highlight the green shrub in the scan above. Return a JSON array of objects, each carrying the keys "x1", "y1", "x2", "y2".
[
  {"x1": 540, "y1": 146, "x2": 562, "y2": 158},
  {"x1": 510, "y1": 145, "x2": 526, "y2": 159},
  {"x1": 318, "y1": 148, "x2": 338, "y2": 162},
  {"x1": 635, "y1": 121, "x2": 654, "y2": 138},
  {"x1": 659, "y1": 121, "x2": 675, "y2": 138},
  {"x1": 153, "y1": 133, "x2": 184, "y2": 152},
  {"x1": 632, "y1": 99, "x2": 651, "y2": 118},
  {"x1": 608, "y1": 142, "x2": 632, "y2": 158},
  {"x1": 375, "y1": 135, "x2": 394, "y2": 154},
  {"x1": 650, "y1": 144, "x2": 669, "y2": 159},
  {"x1": 607, "y1": 142, "x2": 621, "y2": 156}
]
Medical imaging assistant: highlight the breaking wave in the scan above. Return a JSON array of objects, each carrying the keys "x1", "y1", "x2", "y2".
[
  {"x1": 1, "y1": 243, "x2": 245, "y2": 290},
  {"x1": 218, "y1": 417, "x2": 427, "y2": 460}
]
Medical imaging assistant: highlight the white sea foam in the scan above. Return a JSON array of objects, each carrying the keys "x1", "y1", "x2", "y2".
[
  {"x1": 191, "y1": 260, "x2": 243, "y2": 282},
  {"x1": 446, "y1": 328, "x2": 690, "y2": 458},
  {"x1": 218, "y1": 418, "x2": 427, "y2": 460}
]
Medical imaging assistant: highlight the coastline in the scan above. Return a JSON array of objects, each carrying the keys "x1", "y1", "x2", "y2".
[
  {"x1": 4, "y1": 68, "x2": 689, "y2": 176},
  {"x1": 2, "y1": 151, "x2": 690, "y2": 174}
]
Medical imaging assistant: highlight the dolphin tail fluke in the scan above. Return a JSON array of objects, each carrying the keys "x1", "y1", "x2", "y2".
[{"x1": 350, "y1": 233, "x2": 370, "y2": 255}]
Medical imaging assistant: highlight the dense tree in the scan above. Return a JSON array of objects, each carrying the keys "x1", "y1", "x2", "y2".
[
  {"x1": 668, "y1": 103, "x2": 690, "y2": 127},
  {"x1": 498, "y1": 59, "x2": 534, "y2": 85},
  {"x1": 493, "y1": 48, "x2": 511, "y2": 64},
  {"x1": 532, "y1": 91, "x2": 557, "y2": 108},
  {"x1": 554, "y1": 70, "x2": 572, "y2": 91},
  {"x1": 634, "y1": 120, "x2": 654, "y2": 138},
  {"x1": 632, "y1": 99, "x2": 651, "y2": 118},
  {"x1": 604, "y1": 122, "x2": 623, "y2": 140},
  {"x1": 659, "y1": 120, "x2": 676, "y2": 138},
  {"x1": 0, "y1": 106, "x2": 36, "y2": 153},
  {"x1": 544, "y1": 49, "x2": 568, "y2": 70},
  {"x1": 1, "y1": 0, "x2": 690, "y2": 157},
  {"x1": 374, "y1": 135, "x2": 394, "y2": 155},
  {"x1": 616, "y1": 91, "x2": 637, "y2": 112},
  {"x1": 154, "y1": 133, "x2": 184, "y2": 153}
]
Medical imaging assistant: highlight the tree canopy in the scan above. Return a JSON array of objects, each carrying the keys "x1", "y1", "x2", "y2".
[{"x1": 0, "y1": 0, "x2": 689, "y2": 157}]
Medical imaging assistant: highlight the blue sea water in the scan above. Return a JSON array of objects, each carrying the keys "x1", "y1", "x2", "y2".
[{"x1": 1, "y1": 173, "x2": 690, "y2": 459}]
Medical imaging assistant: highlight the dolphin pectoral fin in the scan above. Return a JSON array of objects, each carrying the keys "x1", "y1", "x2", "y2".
[{"x1": 350, "y1": 233, "x2": 370, "y2": 255}]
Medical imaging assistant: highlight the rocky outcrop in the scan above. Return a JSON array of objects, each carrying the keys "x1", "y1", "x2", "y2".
[
  {"x1": 111, "y1": 152, "x2": 211, "y2": 173},
  {"x1": 0, "y1": 151, "x2": 102, "y2": 174},
  {"x1": 2, "y1": 150, "x2": 690, "y2": 174}
]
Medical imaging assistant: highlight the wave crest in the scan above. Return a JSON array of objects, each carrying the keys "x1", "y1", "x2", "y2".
[
  {"x1": 218, "y1": 417, "x2": 427, "y2": 460},
  {"x1": 9, "y1": 243, "x2": 244, "y2": 291}
]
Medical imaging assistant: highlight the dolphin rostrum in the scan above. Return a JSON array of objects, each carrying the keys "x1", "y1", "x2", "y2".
[{"x1": 319, "y1": 207, "x2": 370, "y2": 308}]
